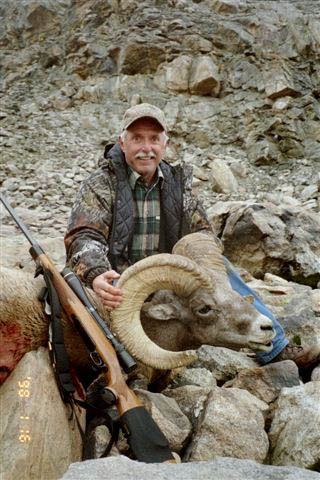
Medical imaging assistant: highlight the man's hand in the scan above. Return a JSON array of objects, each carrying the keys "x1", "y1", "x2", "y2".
[{"x1": 92, "y1": 270, "x2": 123, "y2": 311}]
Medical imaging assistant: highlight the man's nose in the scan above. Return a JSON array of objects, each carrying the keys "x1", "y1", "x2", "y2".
[{"x1": 140, "y1": 142, "x2": 152, "y2": 152}]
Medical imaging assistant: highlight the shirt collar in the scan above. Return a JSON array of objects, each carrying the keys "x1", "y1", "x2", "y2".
[{"x1": 128, "y1": 165, "x2": 164, "y2": 190}]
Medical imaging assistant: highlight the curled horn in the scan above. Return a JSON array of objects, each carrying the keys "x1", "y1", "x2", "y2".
[
  {"x1": 172, "y1": 232, "x2": 226, "y2": 273},
  {"x1": 110, "y1": 253, "x2": 212, "y2": 370}
]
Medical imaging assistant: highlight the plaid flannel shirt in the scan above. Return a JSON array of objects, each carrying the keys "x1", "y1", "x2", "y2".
[{"x1": 127, "y1": 166, "x2": 163, "y2": 263}]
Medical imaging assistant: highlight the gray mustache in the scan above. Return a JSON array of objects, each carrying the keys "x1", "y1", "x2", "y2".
[{"x1": 135, "y1": 152, "x2": 156, "y2": 159}]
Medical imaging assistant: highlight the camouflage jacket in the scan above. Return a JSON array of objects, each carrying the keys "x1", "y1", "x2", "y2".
[{"x1": 64, "y1": 143, "x2": 213, "y2": 287}]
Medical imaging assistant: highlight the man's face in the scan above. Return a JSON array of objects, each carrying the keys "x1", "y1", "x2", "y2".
[{"x1": 119, "y1": 117, "x2": 167, "y2": 185}]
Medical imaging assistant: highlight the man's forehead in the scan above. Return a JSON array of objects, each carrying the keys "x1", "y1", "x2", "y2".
[{"x1": 127, "y1": 117, "x2": 164, "y2": 132}]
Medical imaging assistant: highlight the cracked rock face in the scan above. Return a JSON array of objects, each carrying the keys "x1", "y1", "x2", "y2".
[{"x1": 0, "y1": 0, "x2": 319, "y2": 239}]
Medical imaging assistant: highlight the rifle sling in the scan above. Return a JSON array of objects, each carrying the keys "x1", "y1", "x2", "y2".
[
  {"x1": 74, "y1": 398, "x2": 120, "y2": 459},
  {"x1": 38, "y1": 270, "x2": 120, "y2": 458},
  {"x1": 38, "y1": 269, "x2": 75, "y2": 402}
]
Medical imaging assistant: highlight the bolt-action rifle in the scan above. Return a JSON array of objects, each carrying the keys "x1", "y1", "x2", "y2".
[{"x1": 0, "y1": 192, "x2": 177, "y2": 464}]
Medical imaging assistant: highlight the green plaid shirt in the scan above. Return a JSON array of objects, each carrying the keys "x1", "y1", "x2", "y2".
[{"x1": 128, "y1": 166, "x2": 163, "y2": 263}]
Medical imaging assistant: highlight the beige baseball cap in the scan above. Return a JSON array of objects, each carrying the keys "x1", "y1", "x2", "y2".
[{"x1": 121, "y1": 103, "x2": 167, "y2": 132}]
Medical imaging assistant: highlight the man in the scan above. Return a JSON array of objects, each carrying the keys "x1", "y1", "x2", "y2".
[{"x1": 65, "y1": 103, "x2": 320, "y2": 370}]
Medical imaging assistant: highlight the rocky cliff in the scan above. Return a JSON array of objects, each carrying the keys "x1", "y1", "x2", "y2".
[{"x1": 0, "y1": 0, "x2": 319, "y2": 233}]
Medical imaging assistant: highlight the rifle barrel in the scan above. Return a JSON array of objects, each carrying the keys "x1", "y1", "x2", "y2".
[{"x1": 0, "y1": 192, "x2": 42, "y2": 251}]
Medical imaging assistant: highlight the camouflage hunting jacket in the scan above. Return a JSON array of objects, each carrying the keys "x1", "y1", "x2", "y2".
[{"x1": 64, "y1": 143, "x2": 213, "y2": 287}]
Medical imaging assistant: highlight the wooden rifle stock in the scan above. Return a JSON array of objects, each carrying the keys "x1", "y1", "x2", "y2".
[
  {"x1": 0, "y1": 192, "x2": 177, "y2": 463},
  {"x1": 37, "y1": 251, "x2": 139, "y2": 415}
]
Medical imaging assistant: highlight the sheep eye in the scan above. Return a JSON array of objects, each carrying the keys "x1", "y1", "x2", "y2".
[{"x1": 197, "y1": 305, "x2": 212, "y2": 315}]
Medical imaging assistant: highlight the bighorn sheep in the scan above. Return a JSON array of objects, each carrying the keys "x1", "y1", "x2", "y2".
[{"x1": 0, "y1": 233, "x2": 275, "y2": 385}]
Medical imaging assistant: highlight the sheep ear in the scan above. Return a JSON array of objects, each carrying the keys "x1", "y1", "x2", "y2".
[
  {"x1": 243, "y1": 295, "x2": 255, "y2": 304},
  {"x1": 146, "y1": 304, "x2": 179, "y2": 321}
]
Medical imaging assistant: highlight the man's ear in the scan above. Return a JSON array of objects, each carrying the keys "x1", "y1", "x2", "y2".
[{"x1": 119, "y1": 135, "x2": 125, "y2": 152}]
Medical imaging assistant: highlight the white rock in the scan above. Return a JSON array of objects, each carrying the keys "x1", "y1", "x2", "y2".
[{"x1": 0, "y1": 348, "x2": 84, "y2": 480}]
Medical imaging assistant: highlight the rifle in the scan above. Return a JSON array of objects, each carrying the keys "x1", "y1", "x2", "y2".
[{"x1": 0, "y1": 192, "x2": 177, "y2": 464}]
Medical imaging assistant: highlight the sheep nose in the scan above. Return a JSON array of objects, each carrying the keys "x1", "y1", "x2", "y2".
[
  {"x1": 260, "y1": 324, "x2": 274, "y2": 331},
  {"x1": 259, "y1": 319, "x2": 276, "y2": 339}
]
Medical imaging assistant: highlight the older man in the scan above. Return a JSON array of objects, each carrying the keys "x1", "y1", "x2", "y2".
[{"x1": 65, "y1": 103, "x2": 320, "y2": 370}]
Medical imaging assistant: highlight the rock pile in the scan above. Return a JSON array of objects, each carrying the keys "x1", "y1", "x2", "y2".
[{"x1": 1, "y1": 233, "x2": 320, "y2": 479}]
